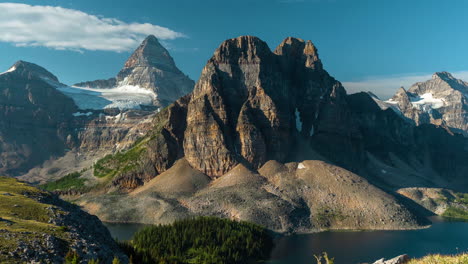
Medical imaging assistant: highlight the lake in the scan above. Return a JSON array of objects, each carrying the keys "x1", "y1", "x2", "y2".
[{"x1": 104, "y1": 217, "x2": 468, "y2": 264}]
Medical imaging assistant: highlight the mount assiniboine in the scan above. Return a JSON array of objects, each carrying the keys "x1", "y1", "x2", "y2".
[{"x1": 70, "y1": 35, "x2": 194, "y2": 109}]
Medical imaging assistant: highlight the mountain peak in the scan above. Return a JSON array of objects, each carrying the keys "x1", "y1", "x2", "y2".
[
  {"x1": 274, "y1": 37, "x2": 322, "y2": 70},
  {"x1": 123, "y1": 35, "x2": 176, "y2": 69},
  {"x1": 432, "y1": 71, "x2": 456, "y2": 81},
  {"x1": 212, "y1": 36, "x2": 272, "y2": 63},
  {"x1": 142, "y1": 34, "x2": 159, "y2": 44},
  {"x1": 3, "y1": 60, "x2": 58, "y2": 82}
]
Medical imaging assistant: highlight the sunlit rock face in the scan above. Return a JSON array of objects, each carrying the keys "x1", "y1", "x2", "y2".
[{"x1": 183, "y1": 36, "x2": 356, "y2": 177}]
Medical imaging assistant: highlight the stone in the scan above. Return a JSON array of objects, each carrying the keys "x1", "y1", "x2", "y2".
[{"x1": 373, "y1": 255, "x2": 410, "y2": 264}]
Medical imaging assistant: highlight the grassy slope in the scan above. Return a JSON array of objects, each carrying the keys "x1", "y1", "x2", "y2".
[
  {"x1": 40, "y1": 172, "x2": 86, "y2": 191},
  {"x1": 0, "y1": 177, "x2": 69, "y2": 263},
  {"x1": 407, "y1": 253, "x2": 468, "y2": 264},
  {"x1": 92, "y1": 106, "x2": 170, "y2": 182},
  {"x1": 442, "y1": 192, "x2": 468, "y2": 220}
]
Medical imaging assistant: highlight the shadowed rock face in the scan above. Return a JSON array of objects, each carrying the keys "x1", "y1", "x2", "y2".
[
  {"x1": 75, "y1": 35, "x2": 195, "y2": 108},
  {"x1": 184, "y1": 36, "x2": 357, "y2": 177},
  {"x1": 0, "y1": 61, "x2": 78, "y2": 175}
]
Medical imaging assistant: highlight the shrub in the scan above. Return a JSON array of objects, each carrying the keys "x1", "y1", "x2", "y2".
[{"x1": 40, "y1": 172, "x2": 86, "y2": 191}]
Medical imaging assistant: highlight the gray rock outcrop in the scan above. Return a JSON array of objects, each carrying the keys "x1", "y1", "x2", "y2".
[{"x1": 372, "y1": 255, "x2": 410, "y2": 264}]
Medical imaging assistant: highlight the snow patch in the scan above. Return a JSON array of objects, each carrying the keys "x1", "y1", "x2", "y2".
[
  {"x1": 410, "y1": 93, "x2": 444, "y2": 110},
  {"x1": 378, "y1": 98, "x2": 404, "y2": 116},
  {"x1": 381, "y1": 169, "x2": 387, "y2": 174},
  {"x1": 384, "y1": 99, "x2": 399, "y2": 105},
  {"x1": 310, "y1": 125, "x2": 314, "y2": 137},
  {"x1": 57, "y1": 84, "x2": 156, "y2": 110},
  {"x1": 72, "y1": 112, "x2": 93, "y2": 117},
  {"x1": 295, "y1": 108, "x2": 302, "y2": 132},
  {"x1": 0, "y1": 66, "x2": 17, "y2": 75},
  {"x1": 297, "y1": 163, "x2": 306, "y2": 169}
]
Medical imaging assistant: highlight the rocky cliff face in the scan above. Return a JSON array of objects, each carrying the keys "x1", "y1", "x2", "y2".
[
  {"x1": 0, "y1": 61, "x2": 78, "y2": 175},
  {"x1": 184, "y1": 36, "x2": 357, "y2": 177},
  {"x1": 386, "y1": 72, "x2": 468, "y2": 135},
  {"x1": 75, "y1": 35, "x2": 194, "y2": 108}
]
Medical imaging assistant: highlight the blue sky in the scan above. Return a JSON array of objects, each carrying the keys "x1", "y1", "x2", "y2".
[{"x1": 1, "y1": 0, "x2": 468, "y2": 98}]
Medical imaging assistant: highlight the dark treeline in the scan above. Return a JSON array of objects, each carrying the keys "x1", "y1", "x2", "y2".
[{"x1": 118, "y1": 217, "x2": 274, "y2": 264}]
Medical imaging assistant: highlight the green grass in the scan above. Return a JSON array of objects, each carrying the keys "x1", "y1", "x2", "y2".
[
  {"x1": 93, "y1": 137, "x2": 149, "y2": 179},
  {"x1": 40, "y1": 172, "x2": 86, "y2": 191},
  {"x1": 315, "y1": 206, "x2": 346, "y2": 227},
  {"x1": 442, "y1": 207, "x2": 468, "y2": 220},
  {"x1": 407, "y1": 253, "x2": 468, "y2": 264},
  {"x1": 0, "y1": 177, "x2": 69, "y2": 262},
  {"x1": 454, "y1": 193, "x2": 468, "y2": 204},
  {"x1": 0, "y1": 177, "x2": 51, "y2": 222},
  {"x1": 92, "y1": 107, "x2": 171, "y2": 180}
]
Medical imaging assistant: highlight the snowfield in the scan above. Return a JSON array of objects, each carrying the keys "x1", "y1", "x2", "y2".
[
  {"x1": 383, "y1": 92, "x2": 444, "y2": 114},
  {"x1": 57, "y1": 85, "x2": 156, "y2": 110},
  {"x1": 410, "y1": 93, "x2": 444, "y2": 110}
]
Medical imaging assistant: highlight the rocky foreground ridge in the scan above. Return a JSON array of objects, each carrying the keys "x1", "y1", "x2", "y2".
[
  {"x1": 0, "y1": 176, "x2": 127, "y2": 263},
  {"x1": 40, "y1": 36, "x2": 465, "y2": 233}
]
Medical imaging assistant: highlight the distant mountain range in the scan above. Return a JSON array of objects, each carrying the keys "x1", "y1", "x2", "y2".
[
  {"x1": 1, "y1": 35, "x2": 467, "y2": 233},
  {"x1": 373, "y1": 71, "x2": 468, "y2": 135}
]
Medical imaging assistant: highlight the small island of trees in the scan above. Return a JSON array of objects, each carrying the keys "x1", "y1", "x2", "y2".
[{"x1": 118, "y1": 217, "x2": 274, "y2": 264}]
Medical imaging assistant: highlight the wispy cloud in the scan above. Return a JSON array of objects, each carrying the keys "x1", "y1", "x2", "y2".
[
  {"x1": 342, "y1": 71, "x2": 468, "y2": 100},
  {"x1": 0, "y1": 3, "x2": 185, "y2": 52}
]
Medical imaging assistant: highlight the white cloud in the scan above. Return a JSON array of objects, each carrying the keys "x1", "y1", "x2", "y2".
[
  {"x1": 0, "y1": 3, "x2": 185, "y2": 52},
  {"x1": 342, "y1": 71, "x2": 468, "y2": 100}
]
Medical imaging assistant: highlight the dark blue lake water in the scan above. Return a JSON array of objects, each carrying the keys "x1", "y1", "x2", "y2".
[{"x1": 104, "y1": 217, "x2": 468, "y2": 264}]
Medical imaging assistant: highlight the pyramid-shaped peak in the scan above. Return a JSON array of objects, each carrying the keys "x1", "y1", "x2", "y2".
[
  {"x1": 142, "y1": 34, "x2": 160, "y2": 44},
  {"x1": 123, "y1": 35, "x2": 176, "y2": 69},
  {"x1": 5, "y1": 60, "x2": 58, "y2": 82}
]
